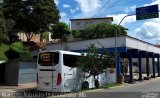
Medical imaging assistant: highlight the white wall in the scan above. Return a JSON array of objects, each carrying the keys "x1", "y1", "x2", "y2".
[
  {"x1": 126, "y1": 37, "x2": 160, "y2": 54},
  {"x1": 47, "y1": 36, "x2": 160, "y2": 54},
  {"x1": 47, "y1": 36, "x2": 126, "y2": 51},
  {"x1": 127, "y1": 58, "x2": 156, "y2": 74},
  {"x1": 18, "y1": 61, "x2": 37, "y2": 84}
]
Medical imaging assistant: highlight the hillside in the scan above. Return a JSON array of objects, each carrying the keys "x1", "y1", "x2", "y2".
[{"x1": 0, "y1": 44, "x2": 9, "y2": 61}]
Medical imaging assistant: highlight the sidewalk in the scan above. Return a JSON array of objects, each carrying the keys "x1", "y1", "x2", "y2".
[
  {"x1": 0, "y1": 83, "x2": 37, "y2": 92},
  {"x1": 85, "y1": 76, "x2": 160, "y2": 92}
]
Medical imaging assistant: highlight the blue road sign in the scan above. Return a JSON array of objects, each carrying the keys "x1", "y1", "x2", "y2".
[{"x1": 136, "y1": 4, "x2": 159, "y2": 20}]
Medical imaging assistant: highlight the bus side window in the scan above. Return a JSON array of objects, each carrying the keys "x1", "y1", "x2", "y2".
[
  {"x1": 63, "y1": 54, "x2": 79, "y2": 67},
  {"x1": 53, "y1": 52, "x2": 59, "y2": 65}
]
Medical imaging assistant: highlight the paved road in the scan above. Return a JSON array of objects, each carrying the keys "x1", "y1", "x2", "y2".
[
  {"x1": 105, "y1": 78, "x2": 160, "y2": 92},
  {"x1": 1, "y1": 78, "x2": 160, "y2": 98},
  {"x1": 85, "y1": 77, "x2": 160, "y2": 98}
]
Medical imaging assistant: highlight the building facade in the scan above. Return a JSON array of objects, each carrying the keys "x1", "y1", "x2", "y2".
[{"x1": 70, "y1": 17, "x2": 113, "y2": 30}]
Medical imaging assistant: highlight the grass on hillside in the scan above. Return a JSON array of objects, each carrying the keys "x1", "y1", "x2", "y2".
[{"x1": 0, "y1": 44, "x2": 9, "y2": 61}]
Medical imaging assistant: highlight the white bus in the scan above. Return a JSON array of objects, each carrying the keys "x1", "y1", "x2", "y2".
[{"x1": 37, "y1": 50, "x2": 116, "y2": 92}]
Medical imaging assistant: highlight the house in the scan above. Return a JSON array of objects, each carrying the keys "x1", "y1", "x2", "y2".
[
  {"x1": 70, "y1": 17, "x2": 113, "y2": 30},
  {"x1": 68, "y1": 17, "x2": 113, "y2": 41},
  {"x1": 18, "y1": 32, "x2": 54, "y2": 43},
  {"x1": 18, "y1": 32, "x2": 41, "y2": 42}
]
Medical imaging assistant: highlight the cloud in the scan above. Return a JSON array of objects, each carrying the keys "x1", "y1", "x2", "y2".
[
  {"x1": 63, "y1": 4, "x2": 71, "y2": 8},
  {"x1": 125, "y1": 5, "x2": 136, "y2": 13},
  {"x1": 74, "y1": 0, "x2": 101, "y2": 14},
  {"x1": 144, "y1": 0, "x2": 160, "y2": 10},
  {"x1": 143, "y1": 0, "x2": 160, "y2": 15},
  {"x1": 60, "y1": 12, "x2": 69, "y2": 25},
  {"x1": 133, "y1": 21, "x2": 160, "y2": 44},
  {"x1": 135, "y1": 22, "x2": 160, "y2": 42},
  {"x1": 60, "y1": 12, "x2": 67, "y2": 17},
  {"x1": 54, "y1": 0, "x2": 59, "y2": 5},
  {"x1": 107, "y1": 14, "x2": 136, "y2": 25},
  {"x1": 70, "y1": 7, "x2": 79, "y2": 14},
  {"x1": 60, "y1": 17, "x2": 70, "y2": 25}
]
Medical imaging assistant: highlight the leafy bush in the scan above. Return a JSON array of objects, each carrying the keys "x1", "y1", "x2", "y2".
[
  {"x1": 5, "y1": 42, "x2": 32, "y2": 60},
  {"x1": 0, "y1": 34, "x2": 8, "y2": 44},
  {"x1": 0, "y1": 44, "x2": 9, "y2": 61},
  {"x1": 73, "y1": 23, "x2": 128, "y2": 40}
]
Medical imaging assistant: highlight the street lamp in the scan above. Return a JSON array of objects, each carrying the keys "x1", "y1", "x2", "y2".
[{"x1": 115, "y1": 14, "x2": 135, "y2": 76}]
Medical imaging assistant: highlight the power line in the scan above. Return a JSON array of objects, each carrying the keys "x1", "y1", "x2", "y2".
[
  {"x1": 92, "y1": 0, "x2": 111, "y2": 18},
  {"x1": 74, "y1": 0, "x2": 112, "y2": 30}
]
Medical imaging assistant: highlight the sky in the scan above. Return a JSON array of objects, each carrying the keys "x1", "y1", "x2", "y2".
[{"x1": 55, "y1": 0, "x2": 160, "y2": 45}]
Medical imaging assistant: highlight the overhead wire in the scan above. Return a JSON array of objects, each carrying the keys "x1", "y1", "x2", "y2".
[
  {"x1": 74, "y1": 0, "x2": 112, "y2": 30},
  {"x1": 92, "y1": 0, "x2": 111, "y2": 18}
]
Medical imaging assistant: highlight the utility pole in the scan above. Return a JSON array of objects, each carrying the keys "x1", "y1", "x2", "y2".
[{"x1": 115, "y1": 14, "x2": 135, "y2": 76}]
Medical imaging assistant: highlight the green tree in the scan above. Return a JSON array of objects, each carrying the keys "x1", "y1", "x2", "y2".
[
  {"x1": 41, "y1": 32, "x2": 49, "y2": 41},
  {"x1": 5, "y1": 19, "x2": 17, "y2": 43},
  {"x1": 0, "y1": 5, "x2": 7, "y2": 44},
  {"x1": 51, "y1": 22, "x2": 71, "y2": 42},
  {"x1": 76, "y1": 44, "x2": 115, "y2": 88},
  {"x1": 0, "y1": 3, "x2": 16, "y2": 43},
  {"x1": 0, "y1": 5, "x2": 6, "y2": 33},
  {"x1": 73, "y1": 23, "x2": 128, "y2": 40},
  {"x1": 0, "y1": 44, "x2": 9, "y2": 61},
  {"x1": 3, "y1": 0, "x2": 60, "y2": 42}
]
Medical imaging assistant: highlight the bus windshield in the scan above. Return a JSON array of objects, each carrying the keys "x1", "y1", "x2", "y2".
[{"x1": 38, "y1": 52, "x2": 59, "y2": 66}]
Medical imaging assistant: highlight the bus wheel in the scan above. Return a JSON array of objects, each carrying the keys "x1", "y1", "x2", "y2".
[{"x1": 81, "y1": 81, "x2": 89, "y2": 90}]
